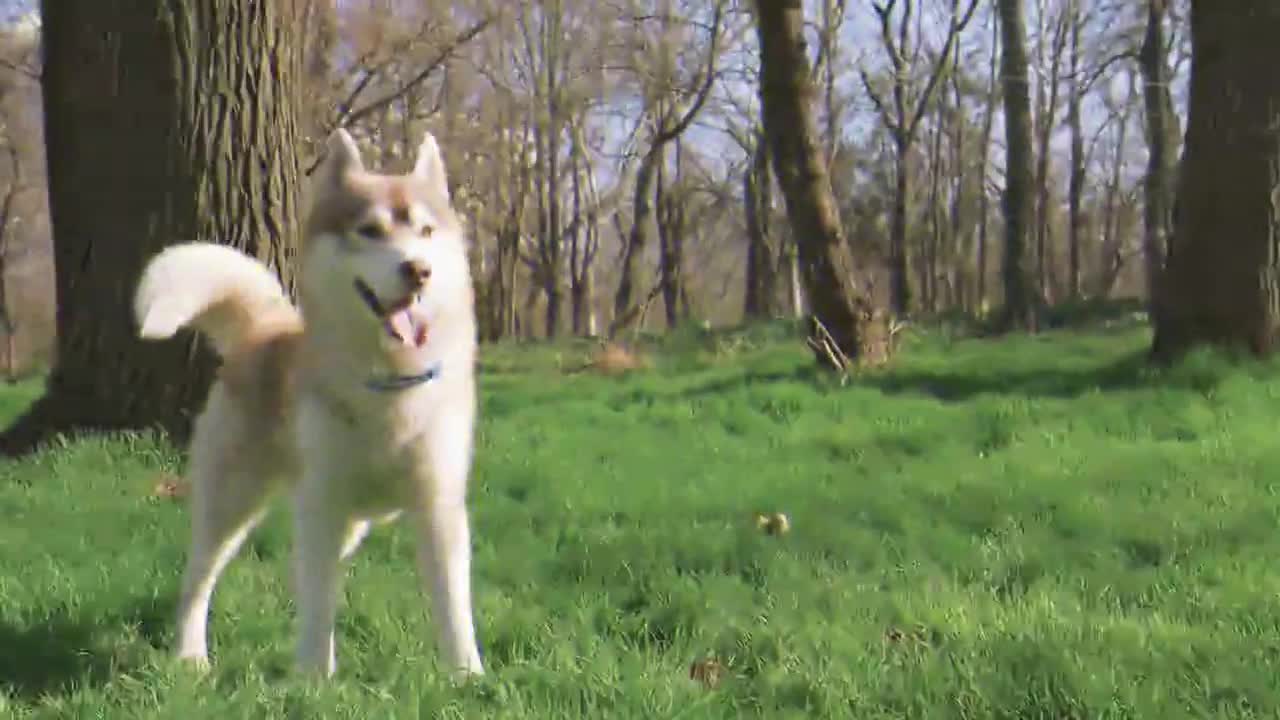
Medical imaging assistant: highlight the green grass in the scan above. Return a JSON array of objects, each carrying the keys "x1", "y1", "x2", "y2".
[{"x1": 3, "y1": 318, "x2": 1280, "y2": 718}]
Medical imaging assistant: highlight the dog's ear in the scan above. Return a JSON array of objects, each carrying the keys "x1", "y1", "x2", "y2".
[
  {"x1": 320, "y1": 128, "x2": 364, "y2": 178},
  {"x1": 412, "y1": 131, "x2": 451, "y2": 204}
]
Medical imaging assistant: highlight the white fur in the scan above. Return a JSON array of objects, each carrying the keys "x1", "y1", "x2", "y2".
[
  {"x1": 137, "y1": 130, "x2": 485, "y2": 681},
  {"x1": 134, "y1": 242, "x2": 294, "y2": 355}
]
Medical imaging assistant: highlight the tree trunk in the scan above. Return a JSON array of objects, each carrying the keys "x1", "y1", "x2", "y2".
[
  {"x1": 743, "y1": 130, "x2": 777, "y2": 319},
  {"x1": 3, "y1": 0, "x2": 303, "y2": 454},
  {"x1": 785, "y1": 239, "x2": 805, "y2": 318},
  {"x1": 1152, "y1": 0, "x2": 1280, "y2": 359},
  {"x1": 753, "y1": 0, "x2": 887, "y2": 368},
  {"x1": 1066, "y1": 0, "x2": 1085, "y2": 300},
  {"x1": 1034, "y1": 7, "x2": 1069, "y2": 302},
  {"x1": 976, "y1": 10, "x2": 999, "y2": 313},
  {"x1": 614, "y1": 142, "x2": 660, "y2": 323},
  {"x1": 656, "y1": 143, "x2": 686, "y2": 330},
  {"x1": 996, "y1": 0, "x2": 1040, "y2": 331},
  {"x1": 889, "y1": 144, "x2": 911, "y2": 314},
  {"x1": 1097, "y1": 77, "x2": 1135, "y2": 298},
  {"x1": 1139, "y1": 0, "x2": 1179, "y2": 309},
  {"x1": 947, "y1": 38, "x2": 970, "y2": 312}
]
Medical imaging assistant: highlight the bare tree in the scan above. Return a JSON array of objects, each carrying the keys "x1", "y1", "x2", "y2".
[
  {"x1": 1065, "y1": 0, "x2": 1085, "y2": 299},
  {"x1": 861, "y1": 0, "x2": 980, "y2": 315},
  {"x1": 1032, "y1": 0, "x2": 1071, "y2": 299},
  {"x1": 975, "y1": 8, "x2": 1000, "y2": 312},
  {"x1": 611, "y1": 0, "x2": 725, "y2": 334}
]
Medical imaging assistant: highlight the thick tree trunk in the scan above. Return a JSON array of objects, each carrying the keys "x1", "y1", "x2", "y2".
[
  {"x1": 1152, "y1": 0, "x2": 1280, "y2": 359},
  {"x1": 753, "y1": 0, "x2": 887, "y2": 368},
  {"x1": 3, "y1": 0, "x2": 303, "y2": 454},
  {"x1": 996, "y1": 0, "x2": 1040, "y2": 331},
  {"x1": 1139, "y1": 0, "x2": 1180, "y2": 309}
]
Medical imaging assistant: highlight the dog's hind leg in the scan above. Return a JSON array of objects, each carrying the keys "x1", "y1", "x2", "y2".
[
  {"x1": 340, "y1": 511, "x2": 401, "y2": 561},
  {"x1": 174, "y1": 458, "x2": 272, "y2": 667},
  {"x1": 339, "y1": 520, "x2": 371, "y2": 561},
  {"x1": 173, "y1": 390, "x2": 277, "y2": 667}
]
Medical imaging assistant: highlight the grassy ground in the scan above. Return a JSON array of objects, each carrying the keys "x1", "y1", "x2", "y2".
[{"x1": 2, "y1": 316, "x2": 1279, "y2": 718}]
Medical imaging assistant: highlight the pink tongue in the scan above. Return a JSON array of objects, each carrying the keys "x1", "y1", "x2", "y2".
[{"x1": 385, "y1": 309, "x2": 428, "y2": 347}]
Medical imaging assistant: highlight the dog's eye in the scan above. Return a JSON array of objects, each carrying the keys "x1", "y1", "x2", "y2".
[
  {"x1": 355, "y1": 223, "x2": 384, "y2": 240},
  {"x1": 419, "y1": 224, "x2": 435, "y2": 238}
]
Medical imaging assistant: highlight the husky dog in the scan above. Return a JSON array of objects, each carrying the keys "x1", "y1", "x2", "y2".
[{"x1": 133, "y1": 129, "x2": 484, "y2": 679}]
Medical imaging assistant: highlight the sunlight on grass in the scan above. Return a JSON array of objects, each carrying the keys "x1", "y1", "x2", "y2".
[{"x1": 1, "y1": 318, "x2": 1278, "y2": 717}]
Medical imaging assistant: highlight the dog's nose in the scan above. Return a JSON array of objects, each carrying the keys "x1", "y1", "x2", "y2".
[{"x1": 399, "y1": 259, "x2": 432, "y2": 287}]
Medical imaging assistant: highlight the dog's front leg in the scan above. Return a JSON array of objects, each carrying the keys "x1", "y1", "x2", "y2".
[
  {"x1": 413, "y1": 420, "x2": 484, "y2": 679},
  {"x1": 291, "y1": 477, "x2": 348, "y2": 678}
]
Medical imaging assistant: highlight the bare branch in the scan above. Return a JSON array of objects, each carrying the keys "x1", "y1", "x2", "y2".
[{"x1": 341, "y1": 17, "x2": 493, "y2": 127}]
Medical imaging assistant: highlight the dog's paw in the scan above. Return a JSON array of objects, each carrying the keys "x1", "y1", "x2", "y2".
[
  {"x1": 175, "y1": 652, "x2": 212, "y2": 674},
  {"x1": 449, "y1": 662, "x2": 485, "y2": 684}
]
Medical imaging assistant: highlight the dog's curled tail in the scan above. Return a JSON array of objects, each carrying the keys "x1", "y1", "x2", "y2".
[{"x1": 134, "y1": 242, "x2": 296, "y2": 356}]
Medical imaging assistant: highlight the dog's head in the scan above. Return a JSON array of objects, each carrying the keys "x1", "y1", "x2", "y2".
[{"x1": 301, "y1": 128, "x2": 471, "y2": 351}]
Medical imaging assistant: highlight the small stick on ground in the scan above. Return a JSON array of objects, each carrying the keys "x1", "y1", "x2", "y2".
[{"x1": 805, "y1": 316, "x2": 852, "y2": 384}]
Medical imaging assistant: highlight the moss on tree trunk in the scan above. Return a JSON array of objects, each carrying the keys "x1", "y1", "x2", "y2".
[{"x1": 2, "y1": 0, "x2": 303, "y2": 455}]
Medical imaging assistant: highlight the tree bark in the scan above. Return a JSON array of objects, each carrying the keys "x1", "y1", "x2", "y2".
[
  {"x1": 889, "y1": 148, "x2": 911, "y2": 313},
  {"x1": 1066, "y1": 0, "x2": 1085, "y2": 300},
  {"x1": 614, "y1": 142, "x2": 660, "y2": 324},
  {"x1": 3, "y1": 0, "x2": 303, "y2": 454},
  {"x1": 743, "y1": 129, "x2": 777, "y2": 319},
  {"x1": 996, "y1": 0, "x2": 1040, "y2": 331},
  {"x1": 754, "y1": 0, "x2": 886, "y2": 367},
  {"x1": 976, "y1": 10, "x2": 999, "y2": 313},
  {"x1": 1033, "y1": 6, "x2": 1069, "y2": 301},
  {"x1": 1139, "y1": 0, "x2": 1180, "y2": 309},
  {"x1": 1152, "y1": 0, "x2": 1280, "y2": 359},
  {"x1": 656, "y1": 146, "x2": 689, "y2": 330}
]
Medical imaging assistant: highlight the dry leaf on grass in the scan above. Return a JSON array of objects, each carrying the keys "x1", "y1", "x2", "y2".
[
  {"x1": 754, "y1": 512, "x2": 791, "y2": 536},
  {"x1": 150, "y1": 473, "x2": 188, "y2": 501},
  {"x1": 567, "y1": 342, "x2": 651, "y2": 376},
  {"x1": 688, "y1": 657, "x2": 724, "y2": 688}
]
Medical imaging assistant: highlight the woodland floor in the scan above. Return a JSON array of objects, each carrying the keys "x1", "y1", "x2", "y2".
[{"x1": 1, "y1": 311, "x2": 1278, "y2": 718}]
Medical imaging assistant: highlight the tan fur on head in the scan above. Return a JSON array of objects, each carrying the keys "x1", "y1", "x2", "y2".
[{"x1": 303, "y1": 129, "x2": 461, "y2": 249}]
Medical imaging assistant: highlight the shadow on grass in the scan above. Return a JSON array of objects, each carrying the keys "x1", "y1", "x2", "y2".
[
  {"x1": 860, "y1": 351, "x2": 1158, "y2": 402},
  {"x1": 0, "y1": 595, "x2": 175, "y2": 702},
  {"x1": 669, "y1": 346, "x2": 1244, "y2": 404},
  {"x1": 675, "y1": 365, "x2": 824, "y2": 400},
  {"x1": 0, "y1": 608, "x2": 115, "y2": 701}
]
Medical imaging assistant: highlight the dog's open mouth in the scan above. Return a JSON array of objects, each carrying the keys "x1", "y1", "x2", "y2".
[{"x1": 354, "y1": 278, "x2": 428, "y2": 347}]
